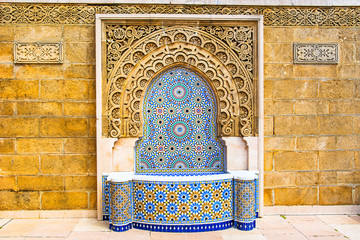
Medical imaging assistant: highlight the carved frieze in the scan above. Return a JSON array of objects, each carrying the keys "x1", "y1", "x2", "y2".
[
  {"x1": 0, "y1": 4, "x2": 359, "y2": 26},
  {"x1": 293, "y1": 43, "x2": 339, "y2": 64},
  {"x1": 105, "y1": 23, "x2": 256, "y2": 138},
  {"x1": 14, "y1": 42, "x2": 63, "y2": 64}
]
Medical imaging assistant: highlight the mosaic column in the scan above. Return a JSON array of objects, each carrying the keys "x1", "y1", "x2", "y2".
[
  {"x1": 102, "y1": 174, "x2": 110, "y2": 220},
  {"x1": 109, "y1": 180, "x2": 132, "y2": 232},
  {"x1": 255, "y1": 173, "x2": 259, "y2": 218},
  {"x1": 234, "y1": 176, "x2": 256, "y2": 231}
]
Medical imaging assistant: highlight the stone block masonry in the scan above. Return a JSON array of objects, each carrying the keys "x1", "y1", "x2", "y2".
[{"x1": 0, "y1": 3, "x2": 359, "y2": 210}]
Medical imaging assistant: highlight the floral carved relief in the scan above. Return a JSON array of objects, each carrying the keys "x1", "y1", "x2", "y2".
[{"x1": 105, "y1": 24, "x2": 256, "y2": 138}]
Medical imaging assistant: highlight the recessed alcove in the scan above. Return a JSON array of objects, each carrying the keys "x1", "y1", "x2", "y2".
[{"x1": 96, "y1": 14, "x2": 264, "y2": 229}]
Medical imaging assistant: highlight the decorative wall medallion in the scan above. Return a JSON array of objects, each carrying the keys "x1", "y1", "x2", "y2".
[
  {"x1": 293, "y1": 43, "x2": 339, "y2": 64},
  {"x1": 105, "y1": 23, "x2": 256, "y2": 138},
  {"x1": 14, "y1": 42, "x2": 63, "y2": 64}
]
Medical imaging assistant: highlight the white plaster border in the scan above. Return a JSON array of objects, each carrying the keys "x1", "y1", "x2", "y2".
[
  {"x1": 0, "y1": 210, "x2": 97, "y2": 219},
  {"x1": 264, "y1": 205, "x2": 360, "y2": 215},
  {"x1": 95, "y1": 13, "x2": 264, "y2": 220}
]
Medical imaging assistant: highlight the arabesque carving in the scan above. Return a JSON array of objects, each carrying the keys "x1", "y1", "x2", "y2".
[
  {"x1": 105, "y1": 24, "x2": 255, "y2": 138},
  {"x1": 14, "y1": 42, "x2": 63, "y2": 63},
  {"x1": 0, "y1": 4, "x2": 359, "y2": 27}
]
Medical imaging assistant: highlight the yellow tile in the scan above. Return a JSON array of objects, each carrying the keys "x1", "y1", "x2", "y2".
[
  {"x1": 64, "y1": 176, "x2": 96, "y2": 190},
  {"x1": 18, "y1": 176, "x2": 64, "y2": 191},
  {"x1": 274, "y1": 116, "x2": 318, "y2": 135},
  {"x1": 64, "y1": 64, "x2": 95, "y2": 79},
  {"x1": 0, "y1": 43, "x2": 13, "y2": 62},
  {"x1": 0, "y1": 117, "x2": 39, "y2": 137},
  {"x1": 64, "y1": 138, "x2": 96, "y2": 154},
  {"x1": 273, "y1": 80, "x2": 318, "y2": 99},
  {"x1": 319, "y1": 186, "x2": 352, "y2": 205},
  {"x1": 40, "y1": 117, "x2": 88, "y2": 137},
  {"x1": 0, "y1": 64, "x2": 13, "y2": 79},
  {"x1": 0, "y1": 138, "x2": 15, "y2": 153},
  {"x1": 320, "y1": 80, "x2": 354, "y2": 99},
  {"x1": 319, "y1": 116, "x2": 354, "y2": 135},
  {"x1": 274, "y1": 151, "x2": 317, "y2": 171},
  {"x1": 0, "y1": 80, "x2": 39, "y2": 100},
  {"x1": 0, "y1": 102, "x2": 15, "y2": 116},
  {"x1": 264, "y1": 137, "x2": 295, "y2": 151},
  {"x1": 15, "y1": 65, "x2": 63, "y2": 79},
  {"x1": 275, "y1": 187, "x2": 317, "y2": 205},
  {"x1": 17, "y1": 138, "x2": 63, "y2": 154},
  {"x1": 319, "y1": 151, "x2": 354, "y2": 170},
  {"x1": 40, "y1": 80, "x2": 88, "y2": 100},
  {"x1": 15, "y1": 26, "x2": 62, "y2": 41},
  {"x1": 264, "y1": 172, "x2": 295, "y2": 188},
  {"x1": 63, "y1": 102, "x2": 95, "y2": 116},
  {"x1": 42, "y1": 192, "x2": 88, "y2": 210},
  {"x1": 41, "y1": 154, "x2": 89, "y2": 174},
  {"x1": 0, "y1": 191, "x2": 40, "y2": 210},
  {"x1": 17, "y1": 102, "x2": 62, "y2": 116}
]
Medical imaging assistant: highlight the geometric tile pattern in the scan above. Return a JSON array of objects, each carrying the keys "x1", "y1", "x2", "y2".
[
  {"x1": 135, "y1": 67, "x2": 226, "y2": 176},
  {"x1": 234, "y1": 179, "x2": 256, "y2": 231},
  {"x1": 102, "y1": 175, "x2": 110, "y2": 220},
  {"x1": 109, "y1": 181, "x2": 132, "y2": 231},
  {"x1": 132, "y1": 179, "x2": 233, "y2": 225}
]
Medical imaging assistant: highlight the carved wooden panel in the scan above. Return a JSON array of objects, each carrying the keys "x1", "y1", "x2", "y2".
[
  {"x1": 14, "y1": 42, "x2": 63, "y2": 64},
  {"x1": 294, "y1": 43, "x2": 339, "y2": 64},
  {"x1": 104, "y1": 22, "x2": 256, "y2": 138}
]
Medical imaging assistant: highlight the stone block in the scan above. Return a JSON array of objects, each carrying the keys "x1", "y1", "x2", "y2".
[
  {"x1": 14, "y1": 26, "x2": 62, "y2": 41},
  {"x1": 41, "y1": 154, "x2": 89, "y2": 174},
  {"x1": 318, "y1": 171, "x2": 337, "y2": 185},
  {"x1": 65, "y1": 42, "x2": 95, "y2": 63},
  {"x1": 296, "y1": 136, "x2": 336, "y2": 150},
  {"x1": 264, "y1": 172, "x2": 295, "y2": 188},
  {"x1": 88, "y1": 155, "x2": 96, "y2": 174},
  {"x1": 338, "y1": 64, "x2": 357, "y2": 79},
  {"x1": 264, "y1": 64, "x2": 293, "y2": 79},
  {"x1": 293, "y1": 65, "x2": 337, "y2": 79},
  {"x1": 320, "y1": 80, "x2": 354, "y2": 99},
  {"x1": 356, "y1": 43, "x2": 360, "y2": 64},
  {"x1": 40, "y1": 80, "x2": 89, "y2": 100},
  {"x1": 0, "y1": 138, "x2": 15, "y2": 153},
  {"x1": 17, "y1": 102, "x2": 62, "y2": 116},
  {"x1": 0, "y1": 42, "x2": 13, "y2": 62},
  {"x1": 274, "y1": 151, "x2": 317, "y2": 171},
  {"x1": 339, "y1": 28, "x2": 360, "y2": 41},
  {"x1": 340, "y1": 43, "x2": 355, "y2": 64},
  {"x1": 64, "y1": 64, "x2": 95, "y2": 79},
  {"x1": 89, "y1": 80, "x2": 96, "y2": 100},
  {"x1": 64, "y1": 138, "x2": 96, "y2": 154},
  {"x1": 89, "y1": 192, "x2": 97, "y2": 209},
  {"x1": 18, "y1": 176, "x2": 64, "y2": 191},
  {"x1": 319, "y1": 116, "x2": 354, "y2": 135},
  {"x1": 0, "y1": 64, "x2": 14, "y2": 79},
  {"x1": 264, "y1": 189, "x2": 273, "y2": 206},
  {"x1": 329, "y1": 100, "x2": 359, "y2": 114},
  {"x1": 0, "y1": 26, "x2": 14, "y2": 41},
  {"x1": 355, "y1": 186, "x2": 360, "y2": 204},
  {"x1": 0, "y1": 102, "x2": 15, "y2": 116},
  {"x1": 42, "y1": 192, "x2": 88, "y2": 210},
  {"x1": 265, "y1": 43, "x2": 292, "y2": 63},
  {"x1": 0, "y1": 176, "x2": 16, "y2": 190},
  {"x1": 15, "y1": 65, "x2": 63, "y2": 79},
  {"x1": 337, "y1": 171, "x2": 360, "y2": 185},
  {"x1": 264, "y1": 151, "x2": 273, "y2": 171},
  {"x1": 273, "y1": 80, "x2": 317, "y2": 99},
  {"x1": 0, "y1": 117, "x2": 39, "y2": 137},
  {"x1": 295, "y1": 172, "x2": 318, "y2": 186},
  {"x1": 355, "y1": 151, "x2": 359, "y2": 170},
  {"x1": 274, "y1": 187, "x2": 317, "y2": 205},
  {"x1": 355, "y1": 117, "x2": 360, "y2": 135},
  {"x1": 0, "y1": 191, "x2": 40, "y2": 210},
  {"x1": 64, "y1": 102, "x2": 96, "y2": 116},
  {"x1": 64, "y1": 176, "x2": 97, "y2": 190},
  {"x1": 319, "y1": 186, "x2": 352, "y2": 205},
  {"x1": 264, "y1": 80, "x2": 273, "y2": 99},
  {"x1": 17, "y1": 138, "x2": 63, "y2": 153},
  {"x1": 89, "y1": 117, "x2": 96, "y2": 137},
  {"x1": 336, "y1": 136, "x2": 359, "y2": 150},
  {"x1": 40, "y1": 117, "x2": 88, "y2": 137},
  {"x1": 274, "y1": 116, "x2": 318, "y2": 135},
  {"x1": 319, "y1": 151, "x2": 353, "y2": 170},
  {"x1": 264, "y1": 100, "x2": 294, "y2": 115},
  {"x1": 264, "y1": 27, "x2": 293, "y2": 43},
  {"x1": 64, "y1": 26, "x2": 94, "y2": 42},
  {"x1": 294, "y1": 28, "x2": 338, "y2": 42},
  {"x1": 294, "y1": 100, "x2": 329, "y2": 115},
  {"x1": 264, "y1": 137, "x2": 295, "y2": 151},
  {"x1": 0, "y1": 155, "x2": 39, "y2": 175},
  {"x1": 0, "y1": 80, "x2": 39, "y2": 100}
]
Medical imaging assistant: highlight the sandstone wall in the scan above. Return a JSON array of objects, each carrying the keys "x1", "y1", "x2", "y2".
[{"x1": 0, "y1": 4, "x2": 359, "y2": 210}]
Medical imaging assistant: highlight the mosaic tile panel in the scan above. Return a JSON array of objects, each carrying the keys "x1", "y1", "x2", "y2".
[
  {"x1": 255, "y1": 176, "x2": 259, "y2": 218},
  {"x1": 135, "y1": 67, "x2": 226, "y2": 176},
  {"x1": 109, "y1": 181, "x2": 132, "y2": 232},
  {"x1": 132, "y1": 179, "x2": 233, "y2": 227},
  {"x1": 102, "y1": 174, "x2": 110, "y2": 220},
  {"x1": 234, "y1": 179, "x2": 256, "y2": 231}
]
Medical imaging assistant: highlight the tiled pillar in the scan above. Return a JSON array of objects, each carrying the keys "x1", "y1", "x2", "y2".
[
  {"x1": 234, "y1": 176, "x2": 256, "y2": 231},
  {"x1": 109, "y1": 180, "x2": 132, "y2": 232}
]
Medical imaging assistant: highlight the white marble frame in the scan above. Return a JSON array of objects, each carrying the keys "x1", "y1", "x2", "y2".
[{"x1": 95, "y1": 14, "x2": 264, "y2": 220}]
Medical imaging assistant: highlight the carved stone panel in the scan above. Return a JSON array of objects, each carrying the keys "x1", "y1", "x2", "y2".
[
  {"x1": 14, "y1": 42, "x2": 63, "y2": 64},
  {"x1": 104, "y1": 21, "x2": 257, "y2": 138},
  {"x1": 293, "y1": 43, "x2": 339, "y2": 64}
]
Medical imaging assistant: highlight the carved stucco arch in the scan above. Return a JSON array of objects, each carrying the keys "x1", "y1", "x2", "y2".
[{"x1": 105, "y1": 25, "x2": 255, "y2": 138}]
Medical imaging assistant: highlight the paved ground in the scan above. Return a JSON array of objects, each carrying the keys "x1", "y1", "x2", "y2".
[{"x1": 0, "y1": 215, "x2": 359, "y2": 240}]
